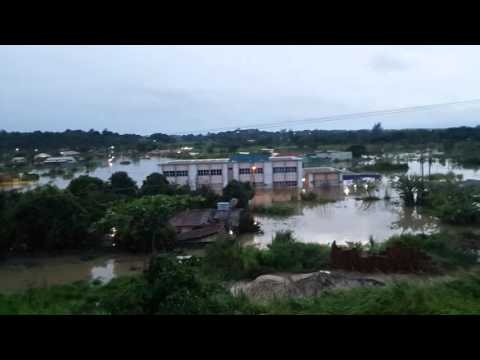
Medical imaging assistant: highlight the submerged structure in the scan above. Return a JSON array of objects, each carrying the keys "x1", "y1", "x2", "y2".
[{"x1": 158, "y1": 154, "x2": 303, "y2": 191}]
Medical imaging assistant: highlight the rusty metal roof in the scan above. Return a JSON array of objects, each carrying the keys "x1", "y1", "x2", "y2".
[{"x1": 169, "y1": 209, "x2": 214, "y2": 227}]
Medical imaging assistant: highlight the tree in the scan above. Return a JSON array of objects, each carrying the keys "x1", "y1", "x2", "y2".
[
  {"x1": 192, "y1": 185, "x2": 221, "y2": 208},
  {"x1": 96, "y1": 194, "x2": 205, "y2": 252},
  {"x1": 222, "y1": 180, "x2": 254, "y2": 208},
  {"x1": 139, "y1": 173, "x2": 171, "y2": 196},
  {"x1": 109, "y1": 171, "x2": 138, "y2": 197},
  {"x1": 237, "y1": 210, "x2": 261, "y2": 234},
  {"x1": 393, "y1": 175, "x2": 426, "y2": 207},
  {"x1": 372, "y1": 122, "x2": 383, "y2": 134},
  {"x1": 3, "y1": 186, "x2": 91, "y2": 252},
  {"x1": 347, "y1": 144, "x2": 367, "y2": 158},
  {"x1": 67, "y1": 175, "x2": 114, "y2": 222}
]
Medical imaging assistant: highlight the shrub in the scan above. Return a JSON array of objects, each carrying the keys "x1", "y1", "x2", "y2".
[{"x1": 253, "y1": 203, "x2": 298, "y2": 217}]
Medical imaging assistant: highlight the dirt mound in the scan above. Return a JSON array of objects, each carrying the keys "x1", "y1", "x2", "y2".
[{"x1": 230, "y1": 271, "x2": 384, "y2": 302}]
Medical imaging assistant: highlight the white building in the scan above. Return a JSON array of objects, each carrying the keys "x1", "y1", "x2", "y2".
[
  {"x1": 59, "y1": 150, "x2": 81, "y2": 157},
  {"x1": 158, "y1": 155, "x2": 303, "y2": 191},
  {"x1": 43, "y1": 156, "x2": 77, "y2": 164}
]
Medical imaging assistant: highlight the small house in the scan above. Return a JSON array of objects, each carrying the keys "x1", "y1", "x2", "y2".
[
  {"x1": 43, "y1": 156, "x2": 77, "y2": 164},
  {"x1": 11, "y1": 157, "x2": 27, "y2": 165}
]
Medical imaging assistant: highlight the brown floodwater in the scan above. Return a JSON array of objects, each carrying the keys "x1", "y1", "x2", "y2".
[
  {"x1": 0, "y1": 254, "x2": 148, "y2": 293},
  {"x1": 2, "y1": 155, "x2": 480, "y2": 292}
]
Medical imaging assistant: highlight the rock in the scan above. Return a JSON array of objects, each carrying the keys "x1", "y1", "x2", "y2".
[{"x1": 230, "y1": 271, "x2": 384, "y2": 302}]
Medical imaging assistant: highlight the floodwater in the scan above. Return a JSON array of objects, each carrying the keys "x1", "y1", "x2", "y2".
[
  {"x1": 243, "y1": 186, "x2": 441, "y2": 248},
  {"x1": 3, "y1": 156, "x2": 173, "y2": 191},
  {"x1": 0, "y1": 254, "x2": 147, "y2": 293},
  {"x1": 1, "y1": 154, "x2": 480, "y2": 291}
]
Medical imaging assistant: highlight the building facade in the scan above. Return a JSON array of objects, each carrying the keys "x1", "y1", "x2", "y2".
[
  {"x1": 303, "y1": 167, "x2": 343, "y2": 188},
  {"x1": 158, "y1": 155, "x2": 303, "y2": 191}
]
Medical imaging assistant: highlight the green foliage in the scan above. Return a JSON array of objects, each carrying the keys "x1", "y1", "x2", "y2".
[
  {"x1": 96, "y1": 194, "x2": 205, "y2": 252},
  {"x1": 4, "y1": 270, "x2": 480, "y2": 314},
  {"x1": 203, "y1": 231, "x2": 330, "y2": 281},
  {"x1": 237, "y1": 210, "x2": 261, "y2": 234},
  {"x1": 192, "y1": 185, "x2": 221, "y2": 208},
  {"x1": 347, "y1": 144, "x2": 367, "y2": 158},
  {"x1": 425, "y1": 182, "x2": 480, "y2": 225},
  {"x1": 109, "y1": 171, "x2": 138, "y2": 197},
  {"x1": 253, "y1": 203, "x2": 298, "y2": 217},
  {"x1": 222, "y1": 180, "x2": 254, "y2": 208},
  {"x1": 393, "y1": 175, "x2": 427, "y2": 207},
  {"x1": 139, "y1": 172, "x2": 171, "y2": 196},
  {"x1": 300, "y1": 191, "x2": 317, "y2": 201},
  {"x1": 67, "y1": 175, "x2": 115, "y2": 222},
  {"x1": 261, "y1": 272, "x2": 480, "y2": 315},
  {"x1": 2, "y1": 186, "x2": 91, "y2": 253},
  {"x1": 383, "y1": 233, "x2": 478, "y2": 269}
]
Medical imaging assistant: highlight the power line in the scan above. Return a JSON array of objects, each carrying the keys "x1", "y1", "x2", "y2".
[{"x1": 169, "y1": 98, "x2": 480, "y2": 135}]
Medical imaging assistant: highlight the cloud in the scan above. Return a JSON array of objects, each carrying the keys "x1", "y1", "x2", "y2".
[{"x1": 371, "y1": 53, "x2": 410, "y2": 72}]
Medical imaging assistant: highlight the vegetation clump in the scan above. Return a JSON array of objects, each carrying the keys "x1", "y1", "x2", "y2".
[{"x1": 253, "y1": 203, "x2": 298, "y2": 217}]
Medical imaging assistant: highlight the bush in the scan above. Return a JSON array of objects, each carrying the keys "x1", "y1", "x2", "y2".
[
  {"x1": 2, "y1": 186, "x2": 92, "y2": 253},
  {"x1": 253, "y1": 203, "x2": 298, "y2": 217},
  {"x1": 383, "y1": 233, "x2": 478, "y2": 269},
  {"x1": 203, "y1": 231, "x2": 331, "y2": 281}
]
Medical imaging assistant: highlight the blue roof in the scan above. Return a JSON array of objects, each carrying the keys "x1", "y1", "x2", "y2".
[{"x1": 229, "y1": 154, "x2": 270, "y2": 163}]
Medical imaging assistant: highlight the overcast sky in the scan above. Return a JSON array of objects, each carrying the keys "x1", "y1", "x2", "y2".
[{"x1": 1, "y1": 45, "x2": 480, "y2": 135}]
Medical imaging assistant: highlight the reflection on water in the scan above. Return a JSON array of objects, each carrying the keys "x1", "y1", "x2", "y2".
[
  {"x1": 244, "y1": 185, "x2": 440, "y2": 248},
  {"x1": 18, "y1": 157, "x2": 173, "y2": 190},
  {"x1": 0, "y1": 254, "x2": 147, "y2": 293}
]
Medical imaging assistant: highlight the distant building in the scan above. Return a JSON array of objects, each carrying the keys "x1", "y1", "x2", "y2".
[
  {"x1": 11, "y1": 157, "x2": 27, "y2": 164},
  {"x1": 43, "y1": 156, "x2": 77, "y2": 164},
  {"x1": 303, "y1": 167, "x2": 343, "y2": 188},
  {"x1": 169, "y1": 207, "x2": 241, "y2": 243},
  {"x1": 158, "y1": 155, "x2": 303, "y2": 191},
  {"x1": 311, "y1": 151, "x2": 352, "y2": 161},
  {"x1": 59, "y1": 150, "x2": 81, "y2": 157},
  {"x1": 34, "y1": 153, "x2": 51, "y2": 162}
]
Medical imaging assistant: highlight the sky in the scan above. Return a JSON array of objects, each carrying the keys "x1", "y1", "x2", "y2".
[{"x1": 1, "y1": 45, "x2": 480, "y2": 135}]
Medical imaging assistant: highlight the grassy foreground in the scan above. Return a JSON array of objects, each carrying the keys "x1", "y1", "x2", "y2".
[
  {"x1": 2, "y1": 270, "x2": 480, "y2": 315},
  {"x1": 1, "y1": 231, "x2": 479, "y2": 315}
]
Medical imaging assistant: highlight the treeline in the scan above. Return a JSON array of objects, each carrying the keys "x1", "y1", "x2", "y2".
[
  {"x1": 0, "y1": 129, "x2": 148, "y2": 153},
  {"x1": 0, "y1": 172, "x2": 257, "y2": 256},
  {"x1": 3, "y1": 125, "x2": 480, "y2": 154}
]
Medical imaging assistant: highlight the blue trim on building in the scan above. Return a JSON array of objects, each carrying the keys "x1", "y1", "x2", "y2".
[{"x1": 229, "y1": 154, "x2": 270, "y2": 163}]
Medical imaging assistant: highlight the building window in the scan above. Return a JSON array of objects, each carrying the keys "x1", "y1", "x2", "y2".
[
  {"x1": 198, "y1": 169, "x2": 209, "y2": 176},
  {"x1": 255, "y1": 168, "x2": 264, "y2": 174},
  {"x1": 165, "y1": 170, "x2": 188, "y2": 177},
  {"x1": 273, "y1": 181, "x2": 298, "y2": 187},
  {"x1": 210, "y1": 169, "x2": 222, "y2": 175},
  {"x1": 198, "y1": 169, "x2": 222, "y2": 176},
  {"x1": 175, "y1": 170, "x2": 188, "y2": 177},
  {"x1": 273, "y1": 167, "x2": 297, "y2": 173},
  {"x1": 239, "y1": 168, "x2": 251, "y2": 175}
]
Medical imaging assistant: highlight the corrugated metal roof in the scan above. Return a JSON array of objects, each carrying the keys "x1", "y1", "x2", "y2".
[{"x1": 169, "y1": 209, "x2": 213, "y2": 227}]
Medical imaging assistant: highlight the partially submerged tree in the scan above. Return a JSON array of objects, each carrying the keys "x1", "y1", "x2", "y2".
[
  {"x1": 222, "y1": 180, "x2": 254, "y2": 208},
  {"x1": 96, "y1": 194, "x2": 205, "y2": 252}
]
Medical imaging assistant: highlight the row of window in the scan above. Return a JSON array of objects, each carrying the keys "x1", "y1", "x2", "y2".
[
  {"x1": 164, "y1": 170, "x2": 188, "y2": 177},
  {"x1": 273, "y1": 167, "x2": 297, "y2": 173},
  {"x1": 198, "y1": 169, "x2": 222, "y2": 176},
  {"x1": 273, "y1": 181, "x2": 298, "y2": 187},
  {"x1": 239, "y1": 168, "x2": 264, "y2": 175}
]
